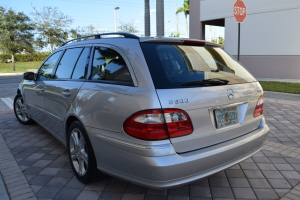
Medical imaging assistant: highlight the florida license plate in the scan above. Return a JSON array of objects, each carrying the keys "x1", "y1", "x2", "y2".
[{"x1": 214, "y1": 106, "x2": 238, "y2": 129}]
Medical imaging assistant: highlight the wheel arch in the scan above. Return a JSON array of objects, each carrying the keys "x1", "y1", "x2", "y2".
[
  {"x1": 16, "y1": 82, "x2": 24, "y2": 96},
  {"x1": 65, "y1": 114, "x2": 102, "y2": 183},
  {"x1": 65, "y1": 115, "x2": 82, "y2": 137},
  {"x1": 17, "y1": 89, "x2": 21, "y2": 95}
]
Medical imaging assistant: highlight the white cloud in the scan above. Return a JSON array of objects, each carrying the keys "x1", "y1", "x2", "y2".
[{"x1": 134, "y1": 20, "x2": 141, "y2": 24}]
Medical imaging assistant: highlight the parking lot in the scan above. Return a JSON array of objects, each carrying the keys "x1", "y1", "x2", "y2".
[{"x1": 1, "y1": 75, "x2": 300, "y2": 200}]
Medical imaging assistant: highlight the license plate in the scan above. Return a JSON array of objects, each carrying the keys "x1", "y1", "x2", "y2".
[{"x1": 214, "y1": 106, "x2": 238, "y2": 129}]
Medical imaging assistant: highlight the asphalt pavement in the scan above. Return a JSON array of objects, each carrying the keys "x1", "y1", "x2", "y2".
[
  {"x1": 0, "y1": 74, "x2": 23, "y2": 84},
  {"x1": 1, "y1": 75, "x2": 300, "y2": 200}
]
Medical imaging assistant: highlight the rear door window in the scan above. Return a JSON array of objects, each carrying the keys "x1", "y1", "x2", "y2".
[
  {"x1": 54, "y1": 48, "x2": 83, "y2": 79},
  {"x1": 140, "y1": 43, "x2": 256, "y2": 89},
  {"x1": 90, "y1": 47, "x2": 133, "y2": 85},
  {"x1": 72, "y1": 48, "x2": 90, "y2": 79}
]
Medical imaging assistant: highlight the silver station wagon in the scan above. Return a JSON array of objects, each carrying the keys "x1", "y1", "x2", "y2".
[{"x1": 14, "y1": 33, "x2": 269, "y2": 189}]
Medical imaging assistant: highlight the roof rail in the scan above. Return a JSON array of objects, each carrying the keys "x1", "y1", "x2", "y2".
[{"x1": 62, "y1": 32, "x2": 139, "y2": 46}]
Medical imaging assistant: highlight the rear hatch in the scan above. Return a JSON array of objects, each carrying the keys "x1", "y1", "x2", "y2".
[{"x1": 140, "y1": 40, "x2": 264, "y2": 153}]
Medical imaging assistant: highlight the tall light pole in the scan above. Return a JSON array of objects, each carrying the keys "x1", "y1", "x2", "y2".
[{"x1": 114, "y1": 7, "x2": 119, "y2": 32}]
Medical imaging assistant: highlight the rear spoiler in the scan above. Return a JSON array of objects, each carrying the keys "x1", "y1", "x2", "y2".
[{"x1": 139, "y1": 37, "x2": 221, "y2": 47}]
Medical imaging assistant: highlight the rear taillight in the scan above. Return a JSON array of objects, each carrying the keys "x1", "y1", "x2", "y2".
[
  {"x1": 163, "y1": 109, "x2": 193, "y2": 138},
  {"x1": 253, "y1": 95, "x2": 264, "y2": 117},
  {"x1": 123, "y1": 109, "x2": 193, "y2": 140}
]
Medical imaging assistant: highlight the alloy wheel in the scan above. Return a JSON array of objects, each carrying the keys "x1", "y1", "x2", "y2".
[
  {"x1": 69, "y1": 128, "x2": 88, "y2": 176},
  {"x1": 14, "y1": 97, "x2": 30, "y2": 122}
]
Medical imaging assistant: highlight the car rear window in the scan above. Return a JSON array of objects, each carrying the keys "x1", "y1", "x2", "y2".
[{"x1": 140, "y1": 43, "x2": 256, "y2": 89}]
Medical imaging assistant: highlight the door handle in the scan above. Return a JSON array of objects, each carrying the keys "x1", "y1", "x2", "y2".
[{"x1": 62, "y1": 90, "x2": 71, "y2": 97}]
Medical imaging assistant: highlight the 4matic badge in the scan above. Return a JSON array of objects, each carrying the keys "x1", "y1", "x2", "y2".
[{"x1": 169, "y1": 98, "x2": 189, "y2": 104}]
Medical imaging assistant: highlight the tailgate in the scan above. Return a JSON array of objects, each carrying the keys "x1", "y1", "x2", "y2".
[{"x1": 156, "y1": 82, "x2": 263, "y2": 153}]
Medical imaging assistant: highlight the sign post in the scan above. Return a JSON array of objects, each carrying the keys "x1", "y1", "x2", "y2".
[{"x1": 233, "y1": 0, "x2": 247, "y2": 61}]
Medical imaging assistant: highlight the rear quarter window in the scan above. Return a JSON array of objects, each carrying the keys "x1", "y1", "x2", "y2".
[
  {"x1": 54, "y1": 48, "x2": 83, "y2": 79},
  {"x1": 90, "y1": 47, "x2": 133, "y2": 85}
]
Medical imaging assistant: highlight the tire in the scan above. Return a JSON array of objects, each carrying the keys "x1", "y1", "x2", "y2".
[
  {"x1": 13, "y1": 94, "x2": 35, "y2": 125},
  {"x1": 67, "y1": 121, "x2": 102, "y2": 184}
]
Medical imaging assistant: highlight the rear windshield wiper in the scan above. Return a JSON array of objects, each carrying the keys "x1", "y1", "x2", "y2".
[{"x1": 181, "y1": 78, "x2": 229, "y2": 86}]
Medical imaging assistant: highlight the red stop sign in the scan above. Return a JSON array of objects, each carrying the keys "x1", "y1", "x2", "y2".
[{"x1": 234, "y1": 0, "x2": 247, "y2": 23}]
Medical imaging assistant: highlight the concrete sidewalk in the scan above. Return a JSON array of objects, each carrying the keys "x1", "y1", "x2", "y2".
[{"x1": 256, "y1": 78, "x2": 300, "y2": 83}]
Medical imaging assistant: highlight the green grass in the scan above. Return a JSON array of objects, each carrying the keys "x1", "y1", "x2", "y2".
[
  {"x1": 259, "y1": 81, "x2": 300, "y2": 94},
  {"x1": 0, "y1": 61, "x2": 43, "y2": 73}
]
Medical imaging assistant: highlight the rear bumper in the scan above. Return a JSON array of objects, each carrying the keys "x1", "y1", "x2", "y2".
[{"x1": 91, "y1": 124, "x2": 269, "y2": 189}]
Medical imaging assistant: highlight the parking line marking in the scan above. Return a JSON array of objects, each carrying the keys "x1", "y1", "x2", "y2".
[
  {"x1": 6, "y1": 97, "x2": 13, "y2": 104},
  {"x1": 1, "y1": 97, "x2": 13, "y2": 109}
]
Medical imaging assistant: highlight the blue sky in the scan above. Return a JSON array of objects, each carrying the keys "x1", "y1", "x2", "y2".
[{"x1": 0, "y1": 0, "x2": 224, "y2": 39}]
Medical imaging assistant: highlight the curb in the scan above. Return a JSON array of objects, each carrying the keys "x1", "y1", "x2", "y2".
[
  {"x1": 0, "y1": 73, "x2": 24, "y2": 76},
  {"x1": 257, "y1": 78, "x2": 300, "y2": 83},
  {"x1": 264, "y1": 91, "x2": 300, "y2": 102},
  {"x1": 0, "y1": 70, "x2": 37, "y2": 76}
]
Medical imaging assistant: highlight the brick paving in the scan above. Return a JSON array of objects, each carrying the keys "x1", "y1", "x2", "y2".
[
  {"x1": 0, "y1": 172, "x2": 10, "y2": 200},
  {"x1": 2, "y1": 97, "x2": 300, "y2": 199},
  {"x1": 0, "y1": 114, "x2": 37, "y2": 200}
]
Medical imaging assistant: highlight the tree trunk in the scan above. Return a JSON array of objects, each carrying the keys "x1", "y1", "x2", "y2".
[
  {"x1": 156, "y1": 0, "x2": 164, "y2": 37},
  {"x1": 145, "y1": 0, "x2": 151, "y2": 37},
  {"x1": 50, "y1": 44, "x2": 53, "y2": 53},
  {"x1": 12, "y1": 54, "x2": 15, "y2": 71}
]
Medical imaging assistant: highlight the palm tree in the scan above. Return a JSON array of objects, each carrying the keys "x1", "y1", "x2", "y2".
[
  {"x1": 176, "y1": 0, "x2": 189, "y2": 37},
  {"x1": 145, "y1": 0, "x2": 150, "y2": 36}
]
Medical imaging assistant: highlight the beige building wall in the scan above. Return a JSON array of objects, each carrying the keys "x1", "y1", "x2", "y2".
[{"x1": 190, "y1": 0, "x2": 300, "y2": 78}]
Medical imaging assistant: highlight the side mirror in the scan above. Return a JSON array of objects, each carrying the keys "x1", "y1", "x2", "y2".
[{"x1": 23, "y1": 72, "x2": 35, "y2": 80}]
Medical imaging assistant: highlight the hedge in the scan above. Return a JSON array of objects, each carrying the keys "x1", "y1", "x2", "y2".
[{"x1": 0, "y1": 52, "x2": 50, "y2": 63}]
